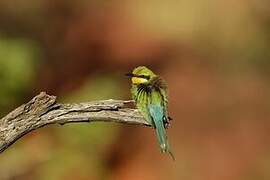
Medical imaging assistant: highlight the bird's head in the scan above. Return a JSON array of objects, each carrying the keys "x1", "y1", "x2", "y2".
[{"x1": 126, "y1": 66, "x2": 156, "y2": 85}]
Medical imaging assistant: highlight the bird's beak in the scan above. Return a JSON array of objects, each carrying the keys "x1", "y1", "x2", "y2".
[{"x1": 125, "y1": 72, "x2": 134, "y2": 77}]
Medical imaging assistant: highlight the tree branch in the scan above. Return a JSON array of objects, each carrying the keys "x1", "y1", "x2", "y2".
[{"x1": 0, "y1": 92, "x2": 149, "y2": 153}]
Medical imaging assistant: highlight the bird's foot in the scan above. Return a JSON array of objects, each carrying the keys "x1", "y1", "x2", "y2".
[{"x1": 163, "y1": 120, "x2": 171, "y2": 129}]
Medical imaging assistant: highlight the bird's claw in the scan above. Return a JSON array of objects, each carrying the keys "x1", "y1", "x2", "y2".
[
  {"x1": 163, "y1": 116, "x2": 172, "y2": 129},
  {"x1": 163, "y1": 120, "x2": 171, "y2": 129}
]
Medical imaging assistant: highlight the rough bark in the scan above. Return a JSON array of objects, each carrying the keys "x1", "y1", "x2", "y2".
[{"x1": 0, "y1": 92, "x2": 149, "y2": 153}]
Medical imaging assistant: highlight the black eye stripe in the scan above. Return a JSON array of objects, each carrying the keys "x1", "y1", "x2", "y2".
[
  {"x1": 138, "y1": 75, "x2": 150, "y2": 79},
  {"x1": 126, "y1": 73, "x2": 150, "y2": 79}
]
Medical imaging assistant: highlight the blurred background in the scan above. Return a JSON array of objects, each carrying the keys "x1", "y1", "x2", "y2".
[{"x1": 0, "y1": 0, "x2": 270, "y2": 180}]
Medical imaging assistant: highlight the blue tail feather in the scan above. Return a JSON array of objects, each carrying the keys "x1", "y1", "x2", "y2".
[{"x1": 148, "y1": 104, "x2": 175, "y2": 160}]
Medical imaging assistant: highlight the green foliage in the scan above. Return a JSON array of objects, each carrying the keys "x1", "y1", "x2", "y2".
[{"x1": 0, "y1": 36, "x2": 39, "y2": 113}]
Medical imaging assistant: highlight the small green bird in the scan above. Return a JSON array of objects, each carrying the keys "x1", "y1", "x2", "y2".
[{"x1": 126, "y1": 66, "x2": 174, "y2": 160}]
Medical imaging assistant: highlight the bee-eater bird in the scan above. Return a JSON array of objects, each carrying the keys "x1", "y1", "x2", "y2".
[{"x1": 126, "y1": 66, "x2": 174, "y2": 160}]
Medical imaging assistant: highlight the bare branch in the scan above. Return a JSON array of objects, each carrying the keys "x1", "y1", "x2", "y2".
[{"x1": 0, "y1": 92, "x2": 149, "y2": 153}]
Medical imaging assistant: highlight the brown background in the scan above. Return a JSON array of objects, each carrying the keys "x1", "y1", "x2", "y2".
[{"x1": 0, "y1": 0, "x2": 270, "y2": 180}]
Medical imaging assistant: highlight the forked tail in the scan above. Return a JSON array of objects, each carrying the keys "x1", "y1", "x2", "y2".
[{"x1": 149, "y1": 105, "x2": 175, "y2": 160}]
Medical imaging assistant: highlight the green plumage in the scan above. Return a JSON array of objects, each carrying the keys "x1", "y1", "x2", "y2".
[{"x1": 127, "y1": 66, "x2": 174, "y2": 160}]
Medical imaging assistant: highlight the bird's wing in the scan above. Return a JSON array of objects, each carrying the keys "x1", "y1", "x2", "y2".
[{"x1": 160, "y1": 87, "x2": 169, "y2": 119}]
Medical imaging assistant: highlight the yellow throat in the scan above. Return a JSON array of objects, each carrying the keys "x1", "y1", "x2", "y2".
[{"x1": 131, "y1": 77, "x2": 148, "y2": 84}]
